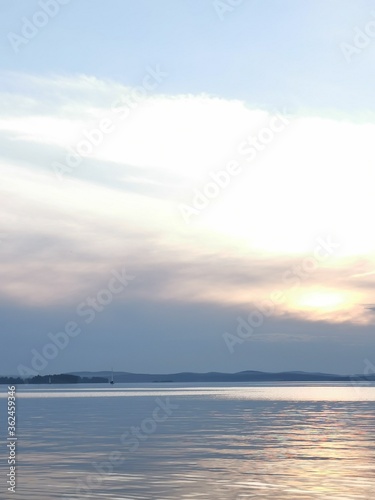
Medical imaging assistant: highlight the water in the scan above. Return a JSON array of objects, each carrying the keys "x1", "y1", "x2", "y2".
[{"x1": 1, "y1": 383, "x2": 375, "y2": 499}]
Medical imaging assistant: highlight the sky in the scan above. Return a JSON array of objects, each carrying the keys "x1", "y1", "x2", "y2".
[{"x1": 1, "y1": 0, "x2": 375, "y2": 376}]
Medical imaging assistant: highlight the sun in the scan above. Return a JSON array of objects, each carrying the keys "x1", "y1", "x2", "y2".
[
  {"x1": 297, "y1": 291, "x2": 345, "y2": 310},
  {"x1": 285, "y1": 288, "x2": 368, "y2": 323}
]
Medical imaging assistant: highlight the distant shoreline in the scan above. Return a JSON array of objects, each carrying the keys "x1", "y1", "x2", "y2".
[
  {"x1": 2, "y1": 370, "x2": 373, "y2": 385},
  {"x1": 0, "y1": 374, "x2": 107, "y2": 385}
]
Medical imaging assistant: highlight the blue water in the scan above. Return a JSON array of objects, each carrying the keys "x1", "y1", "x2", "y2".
[{"x1": 1, "y1": 382, "x2": 374, "y2": 499}]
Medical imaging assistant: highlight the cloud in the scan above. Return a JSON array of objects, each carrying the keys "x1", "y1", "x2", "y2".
[
  {"x1": 1, "y1": 72, "x2": 375, "y2": 327},
  {"x1": 248, "y1": 332, "x2": 316, "y2": 343}
]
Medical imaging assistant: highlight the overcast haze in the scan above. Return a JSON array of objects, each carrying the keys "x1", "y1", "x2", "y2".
[{"x1": 1, "y1": 0, "x2": 375, "y2": 376}]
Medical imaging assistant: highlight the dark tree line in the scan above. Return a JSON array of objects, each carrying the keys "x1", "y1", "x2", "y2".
[{"x1": 0, "y1": 374, "x2": 107, "y2": 384}]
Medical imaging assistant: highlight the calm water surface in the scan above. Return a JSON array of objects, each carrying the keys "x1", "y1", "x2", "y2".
[{"x1": 1, "y1": 382, "x2": 375, "y2": 499}]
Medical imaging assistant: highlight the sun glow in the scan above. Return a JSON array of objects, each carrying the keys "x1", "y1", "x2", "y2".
[
  {"x1": 284, "y1": 288, "x2": 365, "y2": 322},
  {"x1": 296, "y1": 291, "x2": 346, "y2": 310}
]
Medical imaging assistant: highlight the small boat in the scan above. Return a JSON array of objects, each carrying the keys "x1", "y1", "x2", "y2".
[{"x1": 109, "y1": 368, "x2": 114, "y2": 385}]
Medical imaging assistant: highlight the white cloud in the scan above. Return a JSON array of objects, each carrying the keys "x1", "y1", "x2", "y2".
[{"x1": 1, "y1": 72, "x2": 375, "y2": 322}]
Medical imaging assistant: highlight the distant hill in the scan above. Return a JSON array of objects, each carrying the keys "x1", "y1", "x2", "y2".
[
  {"x1": 70, "y1": 370, "x2": 375, "y2": 383},
  {"x1": 2, "y1": 370, "x2": 374, "y2": 385}
]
